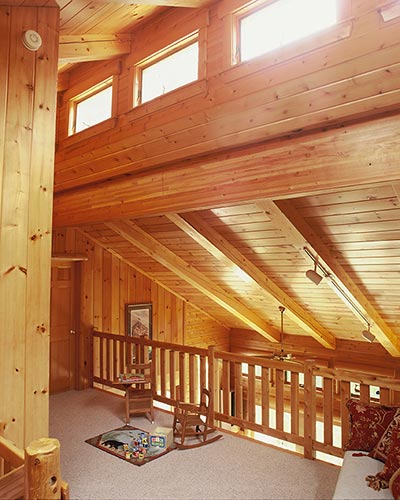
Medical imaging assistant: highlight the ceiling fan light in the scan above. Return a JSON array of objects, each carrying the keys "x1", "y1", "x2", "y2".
[{"x1": 306, "y1": 268, "x2": 323, "y2": 285}]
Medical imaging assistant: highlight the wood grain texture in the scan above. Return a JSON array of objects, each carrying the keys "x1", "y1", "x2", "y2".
[{"x1": 0, "y1": 4, "x2": 58, "y2": 448}]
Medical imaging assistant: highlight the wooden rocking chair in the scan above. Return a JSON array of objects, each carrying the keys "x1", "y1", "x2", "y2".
[{"x1": 172, "y1": 388, "x2": 222, "y2": 449}]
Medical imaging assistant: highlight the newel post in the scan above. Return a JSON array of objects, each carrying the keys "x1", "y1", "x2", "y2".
[
  {"x1": 25, "y1": 438, "x2": 62, "y2": 499},
  {"x1": 303, "y1": 360, "x2": 316, "y2": 460}
]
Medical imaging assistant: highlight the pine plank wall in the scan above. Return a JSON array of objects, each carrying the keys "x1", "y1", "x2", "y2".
[
  {"x1": 52, "y1": 0, "x2": 400, "y2": 389},
  {"x1": 52, "y1": 228, "x2": 230, "y2": 388}
]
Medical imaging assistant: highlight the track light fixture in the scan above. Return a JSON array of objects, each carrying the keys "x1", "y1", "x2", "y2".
[
  {"x1": 303, "y1": 246, "x2": 373, "y2": 329},
  {"x1": 361, "y1": 324, "x2": 375, "y2": 343},
  {"x1": 306, "y1": 262, "x2": 323, "y2": 285}
]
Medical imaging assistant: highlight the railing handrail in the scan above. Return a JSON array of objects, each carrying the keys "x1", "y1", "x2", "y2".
[{"x1": 91, "y1": 329, "x2": 400, "y2": 461}]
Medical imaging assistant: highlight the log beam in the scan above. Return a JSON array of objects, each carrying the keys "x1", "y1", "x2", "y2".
[
  {"x1": 106, "y1": 220, "x2": 281, "y2": 342},
  {"x1": 269, "y1": 199, "x2": 400, "y2": 357},
  {"x1": 53, "y1": 112, "x2": 400, "y2": 227},
  {"x1": 59, "y1": 35, "x2": 131, "y2": 64},
  {"x1": 167, "y1": 212, "x2": 336, "y2": 349}
]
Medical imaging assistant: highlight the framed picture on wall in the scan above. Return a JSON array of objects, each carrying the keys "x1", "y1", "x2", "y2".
[{"x1": 126, "y1": 303, "x2": 152, "y2": 338}]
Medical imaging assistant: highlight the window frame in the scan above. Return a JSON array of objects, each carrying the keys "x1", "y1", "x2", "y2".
[
  {"x1": 232, "y1": 0, "x2": 347, "y2": 66},
  {"x1": 68, "y1": 76, "x2": 114, "y2": 136},
  {"x1": 134, "y1": 32, "x2": 200, "y2": 107}
]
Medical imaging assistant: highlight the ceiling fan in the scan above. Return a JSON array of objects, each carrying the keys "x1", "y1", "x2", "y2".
[{"x1": 271, "y1": 306, "x2": 296, "y2": 362}]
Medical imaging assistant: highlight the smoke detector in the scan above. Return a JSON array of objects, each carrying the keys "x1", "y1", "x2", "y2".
[{"x1": 22, "y1": 30, "x2": 42, "y2": 51}]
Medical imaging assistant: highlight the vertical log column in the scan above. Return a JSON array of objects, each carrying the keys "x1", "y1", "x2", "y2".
[
  {"x1": 0, "y1": 3, "x2": 59, "y2": 447},
  {"x1": 25, "y1": 438, "x2": 61, "y2": 500}
]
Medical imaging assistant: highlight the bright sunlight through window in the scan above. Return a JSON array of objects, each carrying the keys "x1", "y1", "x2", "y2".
[
  {"x1": 240, "y1": 0, "x2": 338, "y2": 62},
  {"x1": 75, "y1": 85, "x2": 112, "y2": 133},
  {"x1": 141, "y1": 41, "x2": 199, "y2": 104}
]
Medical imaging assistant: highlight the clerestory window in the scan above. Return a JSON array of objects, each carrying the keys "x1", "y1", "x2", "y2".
[
  {"x1": 137, "y1": 36, "x2": 199, "y2": 105},
  {"x1": 238, "y1": 0, "x2": 338, "y2": 62},
  {"x1": 69, "y1": 78, "x2": 113, "y2": 135}
]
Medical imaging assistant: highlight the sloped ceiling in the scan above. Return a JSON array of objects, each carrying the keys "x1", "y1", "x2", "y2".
[
  {"x1": 72, "y1": 182, "x2": 400, "y2": 357},
  {"x1": 53, "y1": 0, "x2": 400, "y2": 357}
]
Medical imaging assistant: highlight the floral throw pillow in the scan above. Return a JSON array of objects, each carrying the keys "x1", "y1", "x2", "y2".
[
  {"x1": 345, "y1": 399, "x2": 398, "y2": 451},
  {"x1": 369, "y1": 409, "x2": 400, "y2": 462},
  {"x1": 389, "y1": 467, "x2": 400, "y2": 500},
  {"x1": 366, "y1": 427, "x2": 400, "y2": 491}
]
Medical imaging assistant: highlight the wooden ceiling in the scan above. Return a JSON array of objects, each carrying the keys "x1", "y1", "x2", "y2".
[
  {"x1": 52, "y1": 0, "x2": 400, "y2": 357},
  {"x1": 76, "y1": 181, "x2": 400, "y2": 356},
  {"x1": 56, "y1": 0, "x2": 213, "y2": 71}
]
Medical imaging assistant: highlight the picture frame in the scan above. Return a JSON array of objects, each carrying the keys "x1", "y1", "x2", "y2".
[{"x1": 126, "y1": 303, "x2": 152, "y2": 339}]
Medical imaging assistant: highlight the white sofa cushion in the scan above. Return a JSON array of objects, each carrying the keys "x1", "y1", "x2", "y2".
[{"x1": 333, "y1": 451, "x2": 393, "y2": 500}]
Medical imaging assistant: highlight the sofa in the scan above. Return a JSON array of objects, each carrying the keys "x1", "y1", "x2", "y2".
[
  {"x1": 332, "y1": 399, "x2": 400, "y2": 500},
  {"x1": 333, "y1": 451, "x2": 394, "y2": 499}
]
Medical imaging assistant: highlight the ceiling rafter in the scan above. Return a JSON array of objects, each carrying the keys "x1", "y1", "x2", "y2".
[
  {"x1": 59, "y1": 35, "x2": 131, "y2": 64},
  {"x1": 75, "y1": 227, "x2": 226, "y2": 326},
  {"x1": 105, "y1": 220, "x2": 281, "y2": 342},
  {"x1": 261, "y1": 199, "x2": 400, "y2": 357},
  {"x1": 167, "y1": 212, "x2": 336, "y2": 350}
]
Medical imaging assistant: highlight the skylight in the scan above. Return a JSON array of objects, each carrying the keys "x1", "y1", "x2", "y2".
[{"x1": 240, "y1": 0, "x2": 338, "y2": 62}]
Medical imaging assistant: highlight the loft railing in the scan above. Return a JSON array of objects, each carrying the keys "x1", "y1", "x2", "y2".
[{"x1": 92, "y1": 330, "x2": 400, "y2": 460}]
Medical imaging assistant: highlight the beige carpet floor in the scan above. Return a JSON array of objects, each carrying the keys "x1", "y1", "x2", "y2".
[{"x1": 50, "y1": 388, "x2": 339, "y2": 500}]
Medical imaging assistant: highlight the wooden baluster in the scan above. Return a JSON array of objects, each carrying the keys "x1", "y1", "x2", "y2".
[
  {"x1": 291, "y1": 371, "x2": 299, "y2": 436},
  {"x1": 199, "y1": 355, "x2": 207, "y2": 392},
  {"x1": 261, "y1": 366, "x2": 269, "y2": 428},
  {"x1": 222, "y1": 360, "x2": 230, "y2": 416},
  {"x1": 169, "y1": 350, "x2": 176, "y2": 400},
  {"x1": 359, "y1": 383, "x2": 370, "y2": 403},
  {"x1": 323, "y1": 377, "x2": 334, "y2": 447},
  {"x1": 340, "y1": 380, "x2": 351, "y2": 450},
  {"x1": 275, "y1": 368, "x2": 284, "y2": 431},
  {"x1": 234, "y1": 362, "x2": 243, "y2": 420},
  {"x1": 303, "y1": 361, "x2": 316, "y2": 459},
  {"x1": 160, "y1": 348, "x2": 166, "y2": 397},
  {"x1": 189, "y1": 353, "x2": 195, "y2": 403},
  {"x1": 248, "y1": 364, "x2": 256, "y2": 423},
  {"x1": 179, "y1": 352, "x2": 185, "y2": 401}
]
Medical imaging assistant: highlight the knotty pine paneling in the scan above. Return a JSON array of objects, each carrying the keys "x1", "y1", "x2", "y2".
[
  {"x1": 52, "y1": 228, "x2": 228, "y2": 387},
  {"x1": 54, "y1": 0, "x2": 400, "y2": 196},
  {"x1": 185, "y1": 307, "x2": 230, "y2": 350},
  {"x1": 0, "y1": 5, "x2": 59, "y2": 448},
  {"x1": 230, "y1": 328, "x2": 400, "y2": 379}
]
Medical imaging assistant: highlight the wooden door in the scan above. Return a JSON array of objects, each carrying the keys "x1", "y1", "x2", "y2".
[{"x1": 50, "y1": 263, "x2": 77, "y2": 394}]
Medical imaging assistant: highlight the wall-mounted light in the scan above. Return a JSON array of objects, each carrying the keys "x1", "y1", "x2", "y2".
[
  {"x1": 22, "y1": 30, "x2": 42, "y2": 52},
  {"x1": 361, "y1": 324, "x2": 375, "y2": 343}
]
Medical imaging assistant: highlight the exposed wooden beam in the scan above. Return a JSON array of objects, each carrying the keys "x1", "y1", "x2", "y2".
[
  {"x1": 59, "y1": 35, "x2": 131, "y2": 64},
  {"x1": 106, "y1": 220, "x2": 281, "y2": 342},
  {"x1": 266, "y1": 199, "x2": 400, "y2": 357},
  {"x1": 167, "y1": 212, "x2": 336, "y2": 349},
  {"x1": 75, "y1": 228, "x2": 226, "y2": 326},
  {"x1": 51, "y1": 253, "x2": 88, "y2": 261},
  {"x1": 53, "y1": 112, "x2": 400, "y2": 227}
]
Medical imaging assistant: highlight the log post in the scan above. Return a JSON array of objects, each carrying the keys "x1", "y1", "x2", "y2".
[{"x1": 25, "y1": 438, "x2": 62, "y2": 500}]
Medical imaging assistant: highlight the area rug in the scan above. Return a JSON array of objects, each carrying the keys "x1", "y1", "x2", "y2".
[{"x1": 85, "y1": 425, "x2": 175, "y2": 466}]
